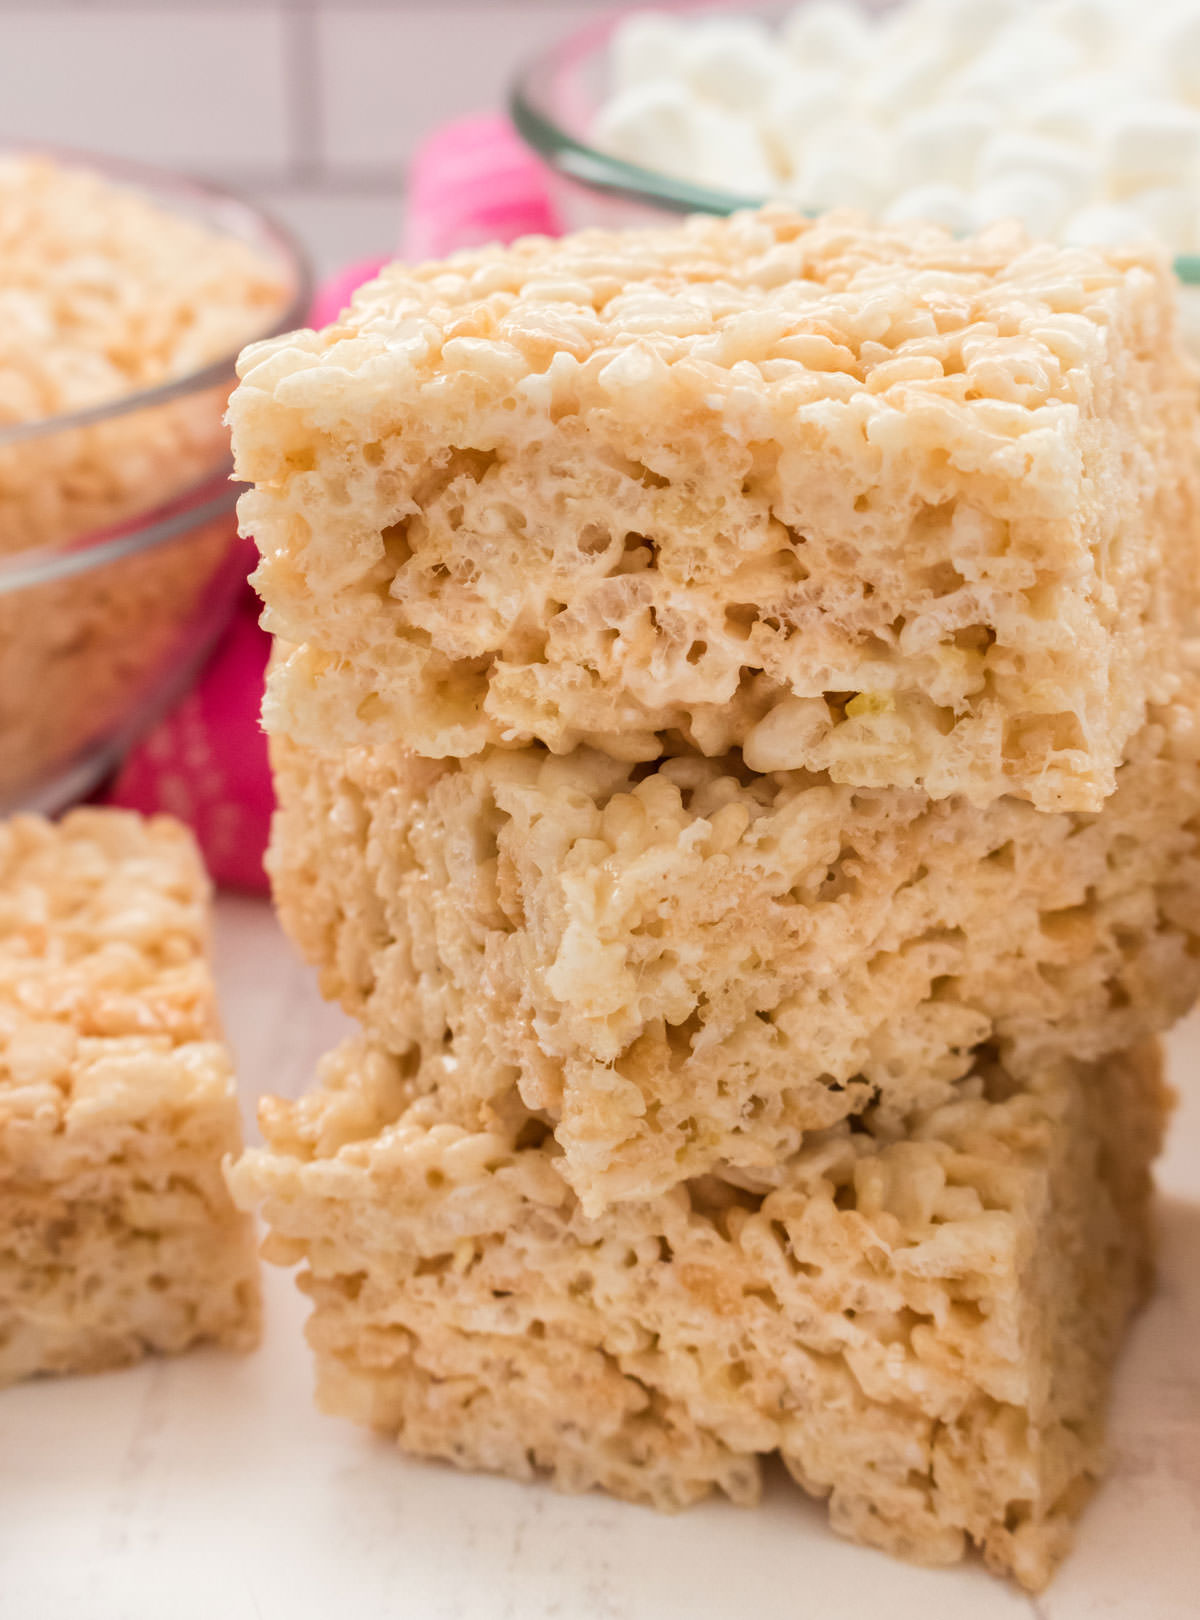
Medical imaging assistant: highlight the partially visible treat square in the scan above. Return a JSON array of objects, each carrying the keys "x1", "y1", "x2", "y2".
[
  {"x1": 267, "y1": 682, "x2": 1200, "y2": 1212},
  {"x1": 230, "y1": 1035, "x2": 1169, "y2": 1592},
  {"x1": 0, "y1": 809, "x2": 259, "y2": 1385},
  {"x1": 232, "y1": 207, "x2": 1199, "y2": 811}
]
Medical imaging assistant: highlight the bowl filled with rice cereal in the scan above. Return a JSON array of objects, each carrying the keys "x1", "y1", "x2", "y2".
[{"x1": 0, "y1": 148, "x2": 309, "y2": 813}]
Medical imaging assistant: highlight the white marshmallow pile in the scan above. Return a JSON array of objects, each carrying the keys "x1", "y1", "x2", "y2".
[{"x1": 593, "y1": 0, "x2": 1200, "y2": 253}]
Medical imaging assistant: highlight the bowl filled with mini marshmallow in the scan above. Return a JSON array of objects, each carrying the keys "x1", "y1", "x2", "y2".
[{"x1": 511, "y1": 0, "x2": 1200, "y2": 284}]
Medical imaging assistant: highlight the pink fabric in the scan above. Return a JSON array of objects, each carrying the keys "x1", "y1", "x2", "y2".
[
  {"x1": 106, "y1": 581, "x2": 276, "y2": 893},
  {"x1": 104, "y1": 114, "x2": 555, "y2": 890},
  {"x1": 403, "y1": 113, "x2": 561, "y2": 259},
  {"x1": 311, "y1": 259, "x2": 387, "y2": 329}
]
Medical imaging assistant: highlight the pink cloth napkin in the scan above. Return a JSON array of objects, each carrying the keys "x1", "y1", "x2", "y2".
[{"x1": 104, "y1": 114, "x2": 557, "y2": 891}]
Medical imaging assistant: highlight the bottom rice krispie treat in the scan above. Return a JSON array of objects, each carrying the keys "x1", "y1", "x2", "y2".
[
  {"x1": 0, "y1": 810, "x2": 259, "y2": 1385},
  {"x1": 232, "y1": 1035, "x2": 1168, "y2": 1591}
]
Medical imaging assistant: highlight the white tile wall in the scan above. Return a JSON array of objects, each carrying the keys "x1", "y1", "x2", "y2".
[
  {"x1": 317, "y1": 3, "x2": 604, "y2": 171},
  {"x1": 257, "y1": 189, "x2": 407, "y2": 271},
  {"x1": 0, "y1": 0, "x2": 605, "y2": 278},
  {"x1": 0, "y1": 8, "x2": 292, "y2": 169}
]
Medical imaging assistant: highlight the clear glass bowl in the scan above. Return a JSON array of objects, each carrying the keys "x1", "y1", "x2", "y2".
[
  {"x1": 0, "y1": 149, "x2": 310, "y2": 814},
  {"x1": 510, "y1": 0, "x2": 1200, "y2": 290}
]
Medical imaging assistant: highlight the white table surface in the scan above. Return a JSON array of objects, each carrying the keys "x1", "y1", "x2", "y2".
[{"x1": 2, "y1": 893, "x2": 1198, "y2": 1620}]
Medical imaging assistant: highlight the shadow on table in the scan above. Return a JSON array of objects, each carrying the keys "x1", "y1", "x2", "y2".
[{"x1": 1040, "y1": 1195, "x2": 1200, "y2": 1619}]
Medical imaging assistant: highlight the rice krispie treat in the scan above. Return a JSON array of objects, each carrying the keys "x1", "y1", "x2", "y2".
[
  {"x1": 231, "y1": 1035, "x2": 1168, "y2": 1591},
  {"x1": 0, "y1": 809, "x2": 259, "y2": 1385},
  {"x1": 232, "y1": 206, "x2": 1200, "y2": 811},
  {"x1": 268, "y1": 680, "x2": 1200, "y2": 1212}
]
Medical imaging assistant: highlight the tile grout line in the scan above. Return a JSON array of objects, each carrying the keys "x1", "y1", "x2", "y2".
[
  {"x1": 258, "y1": 165, "x2": 413, "y2": 191},
  {"x1": 115, "y1": 165, "x2": 404, "y2": 197},
  {"x1": 284, "y1": 0, "x2": 322, "y2": 186}
]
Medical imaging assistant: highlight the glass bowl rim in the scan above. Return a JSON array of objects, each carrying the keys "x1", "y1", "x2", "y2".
[
  {"x1": 0, "y1": 461, "x2": 240, "y2": 596},
  {"x1": 0, "y1": 142, "x2": 314, "y2": 451},
  {"x1": 509, "y1": 2, "x2": 1200, "y2": 287}
]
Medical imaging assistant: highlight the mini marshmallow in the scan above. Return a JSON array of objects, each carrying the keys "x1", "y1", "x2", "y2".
[
  {"x1": 792, "y1": 155, "x2": 884, "y2": 214},
  {"x1": 609, "y1": 12, "x2": 688, "y2": 95},
  {"x1": 593, "y1": 82, "x2": 701, "y2": 179},
  {"x1": 971, "y1": 173, "x2": 1071, "y2": 238},
  {"x1": 594, "y1": 0, "x2": 1200, "y2": 255},
  {"x1": 781, "y1": 1, "x2": 869, "y2": 74},
  {"x1": 976, "y1": 132, "x2": 1098, "y2": 214},
  {"x1": 1174, "y1": 285, "x2": 1200, "y2": 354},
  {"x1": 687, "y1": 104, "x2": 778, "y2": 196},
  {"x1": 594, "y1": 87, "x2": 776, "y2": 198},
  {"x1": 1025, "y1": 77, "x2": 1128, "y2": 147},
  {"x1": 894, "y1": 104, "x2": 997, "y2": 189},
  {"x1": 1129, "y1": 184, "x2": 1200, "y2": 254},
  {"x1": 1106, "y1": 102, "x2": 1200, "y2": 193},
  {"x1": 802, "y1": 119, "x2": 892, "y2": 183},
  {"x1": 1062, "y1": 202, "x2": 1156, "y2": 248},
  {"x1": 1042, "y1": 0, "x2": 1124, "y2": 60},
  {"x1": 681, "y1": 19, "x2": 783, "y2": 114},
  {"x1": 858, "y1": 40, "x2": 952, "y2": 125},
  {"x1": 892, "y1": 0, "x2": 1029, "y2": 67},
  {"x1": 764, "y1": 72, "x2": 847, "y2": 177},
  {"x1": 1164, "y1": 9, "x2": 1200, "y2": 106},
  {"x1": 950, "y1": 30, "x2": 1087, "y2": 117},
  {"x1": 793, "y1": 122, "x2": 893, "y2": 212},
  {"x1": 882, "y1": 182, "x2": 976, "y2": 234}
]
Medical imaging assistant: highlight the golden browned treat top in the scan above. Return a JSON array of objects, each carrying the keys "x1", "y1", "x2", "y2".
[{"x1": 238, "y1": 204, "x2": 1170, "y2": 437}]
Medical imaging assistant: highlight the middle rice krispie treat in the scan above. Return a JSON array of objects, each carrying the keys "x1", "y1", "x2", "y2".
[
  {"x1": 231, "y1": 207, "x2": 1200, "y2": 812},
  {"x1": 230, "y1": 1034, "x2": 1169, "y2": 1592},
  {"x1": 268, "y1": 678, "x2": 1200, "y2": 1212}
]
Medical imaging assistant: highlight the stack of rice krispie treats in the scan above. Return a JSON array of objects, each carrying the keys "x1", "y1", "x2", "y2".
[{"x1": 228, "y1": 208, "x2": 1200, "y2": 1590}]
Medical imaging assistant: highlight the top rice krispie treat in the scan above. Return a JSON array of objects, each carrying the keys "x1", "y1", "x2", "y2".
[{"x1": 232, "y1": 207, "x2": 1199, "y2": 810}]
